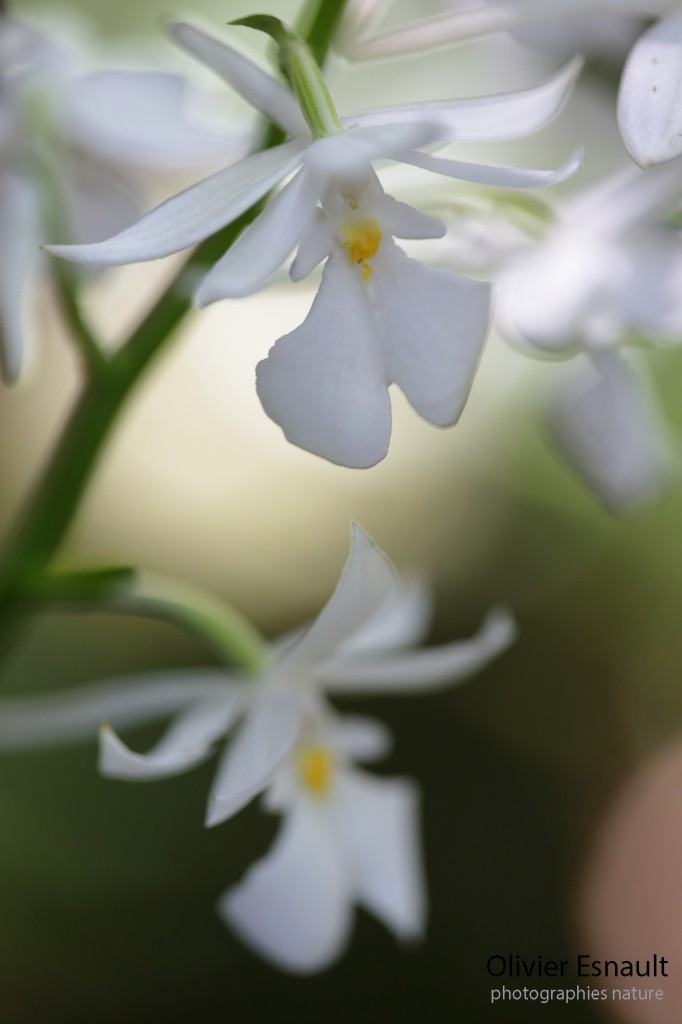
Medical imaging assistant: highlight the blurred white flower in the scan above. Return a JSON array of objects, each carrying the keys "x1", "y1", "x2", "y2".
[
  {"x1": 342, "y1": 0, "x2": 682, "y2": 168},
  {"x1": 0, "y1": 15, "x2": 242, "y2": 382},
  {"x1": 48, "y1": 20, "x2": 582, "y2": 466},
  {"x1": 0, "y1": 524, "x2": 515, "y2": 969},
  {"x1": 497, "y1": 160, "x2": 681, "y2": 510},
  {"x1": 221, "y1": 707, "x2": 425, "y2": 973}
]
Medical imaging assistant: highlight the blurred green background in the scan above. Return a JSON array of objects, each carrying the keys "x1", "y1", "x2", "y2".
[{"x1": 2, "y1": 0, "x2": 682, "y2": 1021}]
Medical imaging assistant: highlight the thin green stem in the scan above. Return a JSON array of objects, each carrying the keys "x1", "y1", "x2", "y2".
[
  {"x1": 52, "y1": 261, "x2": 111, "y2": 380},
  {"x1": 0, "y1": 0, "x2": 350, "y2": 662}
]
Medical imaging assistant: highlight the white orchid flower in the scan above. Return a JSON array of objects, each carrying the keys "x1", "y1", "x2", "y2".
[
  {"x1": 0, "y1": 15, "x2": 242, "y2": 382},
  {"x1": 0, "y1": 526, "x2": 516, "y2": 825},
  {"x1": 497, "y1": 160, "x2": 681, "y2": 510},
  {"x1": 343, "y1": 0, "x2": 682, "y2": 168},
  {"x1": 221, "y1": 706, "x2": 425, "y2": 974},
  {"x1": 47, "y1": 19, "x2": 582, "y2": 466}
]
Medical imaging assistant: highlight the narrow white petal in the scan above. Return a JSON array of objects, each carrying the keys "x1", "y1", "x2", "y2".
[
  {"x1": 400, "y1": 146, "x2": 583, "y2": 189},
  {"x1": 345, "y1": 56, "x2": 583, "y2": 142},
  {"x1": 281, "y1": 524, "x2": 400, "y2": 674},
  {"x1": 336, "y1": 770, "x2": 426, "y2": 941},
  {"x1": 256, "y1": 247, "x2": 393, "y2": 468},
  {"x1": 0, "y1": 672, "x2": 229, "y2": 749},
  {"x1": 195, "y1": 168, "x2": 319, "y2": 304},
  {"x1": 320, "y1": 608, "x2": 517, "y2": 693},
  {"x1": 168, "y1": 21, "x2": 308, "y2": 138},
  {"x1": 289, "y1": 209, "x2": 334, "y2": 281},
  {"x1": 618, "y1": 11, "x2": 682, "y2": 167},
  {"x1": 330, "y1": 715, "x2": 393, "y2": 763},
  {"x1": 206, "y1": 692, "x2": 302, "y2": 827},
  {"x1": 0, "y1": 173, "x2": 41, "y2": 382},
  {"x1": 339, "y1": 581, "x2": 433, "y2": 657},
  {"x1": 220, "y1": 799, "x2": 353, "y2": 974},
  {"x1": 547, "y1": 352, "x2": 675, "y2": 513},
  {"x1": 64, "y1": 71, "x2": 242, "y2": 170},
  {"x1": 99, "y1": 693, "x2": 241, "y2": 781},
  {"x1": 46, "y1": 140, "x2": 307, "y2": 266},
  {"x1": 372, "y1": 241, "x2": 492, "y2": 427}
]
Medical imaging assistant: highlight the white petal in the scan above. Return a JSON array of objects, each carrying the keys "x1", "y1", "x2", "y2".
[
  {"x1": 0, "y1": 672, "x2": 228, "y2": 749},
  {"x1": 63, "y1": 71, "x2": 242, "y2": 170},
  {"x1": 195, "y1": 168, "x2": 319, "y2": 304},
  {"x1": 619, "y1": 225, "x2": 682, "y2": 336},
  {"x1": 371, "y1": 241, "x2": 492, "y2": 427},
  {"x1": 345, "y1": 56, "x2": 583, "y2": 142},
  {"x1": 206, "y1": 692, "x2": 302, "y2": 827},
  {"x1": 0, "y1": 173, "x2": 41, "y2": 382},
  {"x1": 220, "y1": 799, "x2": 353, "y2": 974},
  {"x1": 618, "y1": 11, "x2": 682, "y2": 167},
  {"x1": 320, "y1": 608, "x2": 517, "y2": 693},
  {"x1": 336, "y1": 770, "x2": 425, "y2": 941},
  {"x1": 289, "y1": 208, "x2": 334, "y2": 281},
  {"x1": 338, "y1": 581, "x2": 433, "y2": 657},
  {"x1": 99, "y1": 693, "x2": 242, "y2": 781},
  {"x1": 378, "y1": 195, "x2": 445, "y2": 240},
  {"x1": 330, "y1": 715, "x2": 393, "y2": 762},
  {"x1": 46, "y1": 140, "x2": 308, "y2": 266},
  {"x1": 256, "y1": 246, "x2": 393, "y2": 468},
  {"x1": 281, "y1": 524, "x2": 400, "y2": 674},
  {"x1": 400, "y1": 145, "x2": 583, "y2": 189},
  {"x1": 168, "y1": 21, "x2": 308, "y2": 138},
  {"x1": 547, "y1": 352, "x2": 675, "y2": 513}
]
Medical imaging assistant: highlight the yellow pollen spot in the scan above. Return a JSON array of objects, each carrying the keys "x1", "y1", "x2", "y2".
[
  {"x1": 341, "y1": 218, "x2": 382, "y2": 283},
  {"x1": 297, "y1": 746, "x2": 335, "y2": 796}
]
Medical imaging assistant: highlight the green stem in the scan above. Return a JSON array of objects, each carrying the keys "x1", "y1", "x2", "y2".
[{"x1": 0, "y1": 0, "x2": 350, "y2": 623}]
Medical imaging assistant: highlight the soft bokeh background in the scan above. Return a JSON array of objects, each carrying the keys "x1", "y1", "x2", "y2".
[{"x1": 2, "y1": 0, "x2": 682, "y2": 1021}]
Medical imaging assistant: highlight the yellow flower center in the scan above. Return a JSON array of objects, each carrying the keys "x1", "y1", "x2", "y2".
[
  {"x1": 341, "y1": 218, "x2": 382, "y2": 282},
  {"x1": 297, "y1": 746, "x2": 335, "y2": 796}
]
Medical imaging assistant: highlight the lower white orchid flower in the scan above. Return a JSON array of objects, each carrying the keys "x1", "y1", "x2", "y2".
[
  {"x1": 0, "y1": 525, "x2": 515, "y2": 970},
  {"x1": 47, "y1": 17, "x2": 582, "y2": 466},
  {"x1": 497, "y1": 160, "x2": 681, "y2": 510},
  {"x1": 221, "y1": 705, "x2": 424, "y2": 974}
]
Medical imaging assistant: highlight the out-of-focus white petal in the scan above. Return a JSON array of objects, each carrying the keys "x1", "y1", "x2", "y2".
[
  {"x1": 339, "y1": 581, "x2": 433, "y2": 657},
  {"x1": 46, "y1": 139, "x2": 307, "y2": 266},
  {"x1": 400, "y1": 145, "x2": 583, "y2": 189},
  {"x1": 372, "y1": 241, "x2": 492, "y2": 427},
  {"x1": 547, "y1": 351, "x2": 675, "y2": 513},
  {"x1": 320, "y1": 608, "x2": 517, "y2": 693},
  {"x1": 618, "y1": 10, "x2": 682, "y2": 167},
  {"x1": 63, "y1": 71, "x2": 243, "y2": 170},
  {"x1": 206, "y1": 692, "x2": 302, "y2": 826},
  {"x1": 345, "y1": 57, "x2": 583, "y2": 142},
  {"x1": 280, "y1": 524, "x2": 399, "y2": 674},
  {"x1": 99, "y1": 693, "x2": 242, "y2": 781},
  {"x1": 330, "y1": 715, "x2": 393, "y2": 762},
  {"x1": 0, "y1": 672, "x2": 228, "y2": 749},
  {"x1": 336, "y1": 771, "x2": 425, "y2": 941},
  {"x1": 195, "y1": 168, "x2": 320, "y2": 304},
  {"x1": 0, "y1": 172, "x2": 41, "y2": 382},
  {"x1": 378, "y1": 195, "x2": 445, "y2": 240},
  {"x1": 168, "y1": 21, "x2": 308, "y2": 138},
  {"x1": 289, "y1": 208, "x2": 334, "y2": 281},
  {"x1": 256, "y1": 248, "x2": 393, "y2": 468},
  {"x1": 220, "y1": 799, "x2": 353, "y2": 974},
  {"x1": 620, "y1": 225, "x2": 682, "y2": 336}
]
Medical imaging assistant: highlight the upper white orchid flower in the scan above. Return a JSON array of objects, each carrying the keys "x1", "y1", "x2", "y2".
[
  {"x1": 497, "y1": 160, "x2": 681, "y2": 510},
  {"x1": 221, "y1": 704, "x2": 425, "y2": 973},
  {"x1": 343, "y1": 0, "x2": 682, "y2": 168},
  {"x1": 47, "y1": 19, "x2": 582, "y2": 466},
  {"x1": 0, "y1": 15, "x2": 242, "y2": 382}
]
